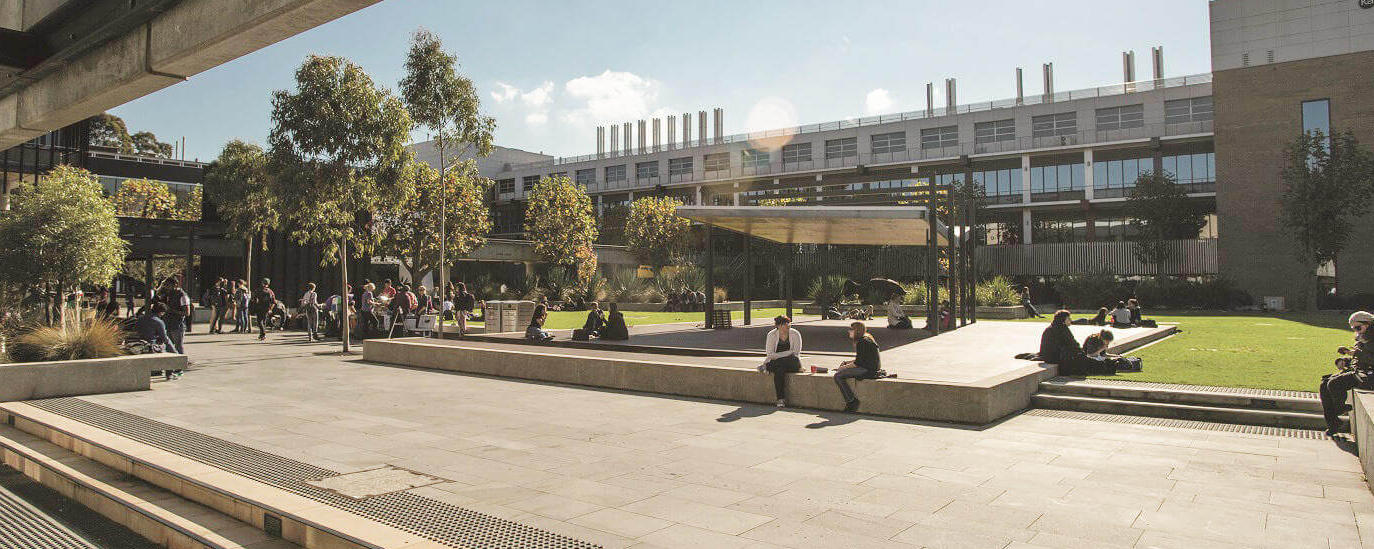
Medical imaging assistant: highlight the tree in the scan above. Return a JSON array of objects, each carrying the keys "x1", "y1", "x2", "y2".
[
  {"x1": 1125, "y1": 170, "x2": 1207, "y2": 274},
  {"x1": 267, "y1": 55, "x2": 414, "y2": 351},
  {"x1": 1279, "y1": 130, "x2": 1374, "y2": 309},
  {"x1": 131, "y1": 131, "x2": 174, "y2": 158},
  {"x1": 524, "y1": 175, "x2": 598, "y2": 272},
  {"x1": 624, "y1": 196, "x2": 690, "y2": 272},
  {"x1": 171, "y1": 186, "x2": 202, "y2": 221},
  {"x1": 399, "y1": 27, "x2": 495, "y2": 336},
  {"x1": 0, "y1": 166, "x2": 126, "y2": 323},
  {"x1": 204, "y1": 140, "x2": 279, "y2": 284},
  {"x1": 111, "y1": 178, "x2": 177, "y2": 218},
  {"x1": 375, "y1": 158, "x2": 492, "y2": 282},
  {"x1": 88, "y1": 113, "x2": 133, "y2": 153}
]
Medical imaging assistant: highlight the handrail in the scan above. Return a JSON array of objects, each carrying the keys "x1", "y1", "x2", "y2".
[{"x1": 507, "y1": 73, "x2": 1213, "y2": 171}]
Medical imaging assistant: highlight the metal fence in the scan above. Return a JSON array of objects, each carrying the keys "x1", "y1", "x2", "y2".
[{"x1": 975, "y1": 239, "x2": 1217, "y2": 276}]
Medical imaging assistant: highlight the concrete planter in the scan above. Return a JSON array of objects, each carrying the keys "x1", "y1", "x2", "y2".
[
  {"x1": 0, "y1": 354, "x2": 180, "y2": 402},
  {"x1": 591, "y1": 300, "x2": 801, "y2": 312}
]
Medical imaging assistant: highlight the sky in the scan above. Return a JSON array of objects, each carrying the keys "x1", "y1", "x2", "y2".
[{"x1": 111, "y1": 0, "x2": 1214, "y2": 163}]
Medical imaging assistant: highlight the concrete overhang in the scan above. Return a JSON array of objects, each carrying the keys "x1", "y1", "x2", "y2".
[{"x1": 676, "y1": 205, "x2": 949, "y2": 246}]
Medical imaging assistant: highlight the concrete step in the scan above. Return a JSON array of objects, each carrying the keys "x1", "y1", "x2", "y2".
[
  {"x1": 1038, "y1": 379, "x2": 1322, "y2": 413},
  {"x1": 1031, "y1": 393, "x2": 1330, "y2": 430},
  {"x1": 0, "y1": 424, "x2": 297, "y2": 549}
]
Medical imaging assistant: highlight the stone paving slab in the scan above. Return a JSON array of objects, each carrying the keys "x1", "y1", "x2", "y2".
[{"x1": 46, "y1": 332, "x2": 1374, "y2": 549}]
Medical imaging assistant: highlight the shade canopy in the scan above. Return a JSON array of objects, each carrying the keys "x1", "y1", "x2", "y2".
[{"x1": 676, "y1": 205, "x2": 949, "y2": 246}]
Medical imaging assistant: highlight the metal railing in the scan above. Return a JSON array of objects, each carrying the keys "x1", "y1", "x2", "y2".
[
  {"x1": 976, "y1": 239, "x2": 1217, "y2": 276},
  {"x1": 88, "y1": 150, "x2": 207, "y2": 167},
  {"x1": 509, "y1": 73, "x2": 1213, "y2": 171}
]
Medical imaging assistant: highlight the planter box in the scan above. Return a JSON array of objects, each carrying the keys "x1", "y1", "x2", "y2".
[
  {"x1": 595, "y1": 300, "x2": 803, "y2": 313},
  {"x1": 801, "y1": 304, "x2": 1027, "y2": 319},
  {"x1": 0, "y1": 354, "x2": 180, "y2": 402}
]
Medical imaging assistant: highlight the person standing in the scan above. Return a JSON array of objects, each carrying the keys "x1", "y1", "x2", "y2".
[
  {"x1": 125, "y1": 288, "x2": 136, "y2": 318},
  {"x1": 252, "y1": 278, "x2": 276, "y2": 341},
  {"x1": 834, "y1": 321, "x2": 881, "y2": 412},
  {"x1": 155, "y1": 277, "x2": 190, "y2": 355},
  {"x1": 758, "y1": 315, "x2": 804, "y2": 407},
  {"x1": 234, "y1": 280, "x2": 250, "y2": 333},
  {"x1": 300, "y1": 282, "x2": 322, "y2": 341},
  {"x1": 359, "y1": 283, "x2": 377, "y2": 337},
  {"x1": 455, "y1": 282, "x2": 475, "y2": 335}
]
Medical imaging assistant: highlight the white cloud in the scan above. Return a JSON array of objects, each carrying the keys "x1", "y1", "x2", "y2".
[
  {"x1": 865, "y1": 88, "x2": 894, "y2": 115},
  {"x1": 525, "y1": 111, "x2": 549, "y2": 126},
  {"x1": 521, "y1": 81, "x2": 553, "y2": 107},
  {"x1": 561, "y1": 70, "x2": 663, "y2": 126},
  {"x1": 490, "y1": 82, "x2": 519, "y2": 103}
]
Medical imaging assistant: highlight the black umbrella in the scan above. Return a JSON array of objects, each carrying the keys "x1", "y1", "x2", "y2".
[
  {"x1": 867, "y1": 278, "x2": 905, "y2": 297},
  {"x1": 841, "y1": 279, "x2": 863, "y2": 299}
]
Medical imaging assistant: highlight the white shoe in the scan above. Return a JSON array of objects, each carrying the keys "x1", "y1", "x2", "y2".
[{"x1": 776, "y1": 399, "x2": 786, "y2": 408}]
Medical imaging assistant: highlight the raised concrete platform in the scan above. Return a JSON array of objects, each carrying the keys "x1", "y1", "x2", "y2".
[
  {"x1": 368, "y1": 320, "x2": 1176, "y2": 425},
  {"x1": 1035, "y1": 378, "x2": 1327, "y2": 430},
  {"x1": 0, "y1": 353, "x2": 181, "y2": 402}
]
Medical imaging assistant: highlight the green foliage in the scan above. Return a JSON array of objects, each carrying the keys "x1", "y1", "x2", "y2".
[
  {"x1": 399, "y1": 28, "x2": 495, "y2": 161},
  {"x1": 131, "y1": 131, "x2": 174, "y2": 158},
  {"x1": 376, "y1": 158, "x2": 492, "y2": 279},
  {"x1": 523, "y1": 175, "x2": 598, "y2": 268},
  {"x1": 1133, "y1": 276, "x2": 1251, "y2": 310},
  {"x1": 1279, "y1": 130, "x2": 1374, "y2": 272},
  {"x1": 1052, "y1": 270, "x2": 1120, "y2": 309},
  {"x1": 267, "y1": 54, "x2": 415, "y2": 264},
  {"x1": 88, "y1": 113, "x2": 133, "y2": 154},
  {"x1": 6, "y1": 317, "x2": 126, "y2": 363},
  {"x1": 1126, "y1": 170, "x2": 1207, "y2": 272},
  {"x1": 807, "y1": 275, "x2": 854, "y2": 308},
  {"x1": 974, "y1": 276, "x2": 1019, "y2": 306},
  {"x1": 900, "y1": 282, "x2": 949, "y2": 306},
  {"x1": 204, "y1": 140, "x2": 278, "y2": 242},
  {"x1": 111, "y1": 178, "x2": 177, "y2": 218},
  {"x1": 625, "y1": 196, "x2": 690, "y2": 269},
  {"x1": 0, "y1": 166, "x2": 127, "y2": 292},
  {"x1": 170, "y1": 186, "x2": 202, "y2": 221}
]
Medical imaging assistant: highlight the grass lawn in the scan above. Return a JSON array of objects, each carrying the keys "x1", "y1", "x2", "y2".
[
  {"x1": 1011, "y1": 311, "x2": 1353, "y2": 392},
  {"x1": 444, "y1": 308, "x2": 793, "y2": 330}
]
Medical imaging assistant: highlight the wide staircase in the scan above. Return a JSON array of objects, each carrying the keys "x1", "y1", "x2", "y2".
[{"x1": 1032, "y1": 377, "x2": 1328, "y2": 431}]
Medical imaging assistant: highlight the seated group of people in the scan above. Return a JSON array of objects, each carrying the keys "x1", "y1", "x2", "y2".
[
  {"x1": 1075, "y1": 299, "x2": 1149, "y2": 328},
  {"x1": 758, "y1": 316, "x2": 884, "y2": 412},
  {"x1": 525, "y1": 302, "x2": 629, "y2": 342},
  {"x1": 1031, "y1": 310, "x2": 1143, "y2": 375},
  {"x1": 662, "y1": 288, "x2": 708, "y2": 312}
]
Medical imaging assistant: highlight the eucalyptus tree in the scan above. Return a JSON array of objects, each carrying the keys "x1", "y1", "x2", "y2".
[{"x1": 204, "y1": 140, "x2": 278, "y2": 285}]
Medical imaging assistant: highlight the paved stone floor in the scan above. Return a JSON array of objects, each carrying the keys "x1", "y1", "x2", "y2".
[{"x1": 73, "y1": 332, "x2": 1374, "y2": 549}]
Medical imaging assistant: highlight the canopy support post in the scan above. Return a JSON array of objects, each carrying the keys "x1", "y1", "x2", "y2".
[
  {"x1": 705, "y1": 224, "x2": 715, "y2": 328},
  {"x1": 743, "y1": 232, "x2": 752, "y2": 326}
]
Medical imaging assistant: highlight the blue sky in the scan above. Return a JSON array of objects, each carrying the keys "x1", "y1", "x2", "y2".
[{"x1": 112, "y1": 0, "x2": 1214, "y2": 163}]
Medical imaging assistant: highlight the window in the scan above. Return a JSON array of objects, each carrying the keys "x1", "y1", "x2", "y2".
[
  {"x1": 1029, "y1": 160, "x2": 1084, "y2": 197},
  {"x1": 825, "y1": 137, "x2": 857, "y2": 159},
  {"x1": 1165, "y1": 97, "x2": 1213, "y2": 124},
  {"x1": 548, "y1": 171, "x2": 566, "y2": 179},
  {"x1": 920, "y1": 126, "x2": 958, "y2": 150},
  {"x1": 741, "y1": 148, "x2": 771, "y2": 168},
  {"x1": 974, "y1": 119, "x2": 1015, "y2": 144},
  {"x1": 870, "y1": 131, "x2": 907, "y2": 155},
  {"x1": 1092, "y1": 156, "x2": 1149, "y2": 198},
  {"x1": 1302, "y1": 99, "x2": 1330, "y2": 138},
  {"x1": 704, "y1": 152, "x2": 730, "y2": 172},
  {"x1": 604, "y1": 165, "x2": 626, "y2": 183},
  {"x1": 1161, "y1": 152, "x2": 1215, "y2": 185},
  {"x1": 521, "y1": 175, "x2": 539, "y2": 191},
  {"x1": 1031, "y1": 112, "x2": 1077, "y2": 138},
  {"x1": 1095, "y1": 104, "x2": 1144, "y2": 131},
  {"x1": 496, "y1": 178, "x2": 515, "y2": 194},
  {"x1": 782, "y1": 142, "x2": 812, "y2": 163},
  {"x1": 575, "y1": 168, "x2": 596, "y2": 186},
  {"x1": 668, "y1": 157, "x2": 693, "y2": 176},
  {"x1": 972, "y1": 167, "x2": 1023, "y2": 203},
  {"x1": 635, "y1": 161, "x2": 659, "y2": 180}
]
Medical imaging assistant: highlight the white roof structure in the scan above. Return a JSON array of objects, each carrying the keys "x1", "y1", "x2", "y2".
[{"x1": 675, "y1": 205, "x2": 949, "y2": 246}]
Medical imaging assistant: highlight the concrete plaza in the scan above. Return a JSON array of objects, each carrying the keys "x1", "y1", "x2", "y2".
[{"x1": 66, "y1": 332, "x2": 1374, "y2": 549}]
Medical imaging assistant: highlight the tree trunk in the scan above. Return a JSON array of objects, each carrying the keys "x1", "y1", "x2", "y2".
[
  {"x1": 438, "y1": 142, "x2": 446, "y2": 339},
  {"x1": 245, "y1": 235, "x2": 253, "y2": 288},
  {"x1": 340, "y1": 238, "x2": 350, "y2": 353}
]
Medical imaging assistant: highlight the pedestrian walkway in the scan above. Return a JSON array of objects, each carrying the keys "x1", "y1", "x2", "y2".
[{"x1": 45, "y1": 332, "x2": 1374, "y2": 548}]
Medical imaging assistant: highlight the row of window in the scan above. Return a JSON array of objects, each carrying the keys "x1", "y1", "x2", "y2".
[{"x1": 492, "y1": 97, "x2": 1215, "y2": 194}]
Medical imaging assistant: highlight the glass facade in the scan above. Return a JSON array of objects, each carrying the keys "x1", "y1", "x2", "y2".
[
  {"x1": 1029, "y1": 159, "x2": 1084, "y2": 200},
  {"x1": 635, "y1": 161, "x2": 659, "y2": 180},
  {"x1": 704, "y1": 152, "x2": 730, "y2": 172},
  {"x1": 1302, "y1": 99, "x2": 1331, "y2": 137},
  {"x1": 974, "y1": 119, "x2": 1016, "y2": 144},
  {"x1": 1164, "y1": 96, "x2": 1213, "y2": 124},
  {"x1": 1093, "y1": 155, "x2": 1150, "y2": 198},
  {"x1": 496, "y1": 178, "x2": 515, "y2": 194},
  {"x1": 871, "y1": 131, "x2": 907, "y2": 155},
  {"x1": 741, "y1": 148, "x2": 771, "y2": 168},
  {"x1": 521, "y1": 175, "x2": 539, "y2": 191},
  {"x1": 782, "y1": 142, "x2": 812, "y2": 163},
  {"x1": 1032, "y1": 112, "x2": 1077, "y2": 138},
  {"x1": 920, "y1": 126, "x2": 958, "y2": 149},
  {"x1": 825, "y1": 137, "x2": 857, "y2": 159},
  {"x1": 972, "y1": 166, "x2": 1023, "y2": 204},
  {"x1": 668, "y1": 156, "x2": 693, "y2": 176},
  {"x1": 604, "y1": 164, "x2": 626, "y2": 183},
  {"x1": 575, "y1": 168, "x2": 595, "y2": 187},
  {"x1": 1095, "y1": 104, "x2": 1144, "y2": 131}
]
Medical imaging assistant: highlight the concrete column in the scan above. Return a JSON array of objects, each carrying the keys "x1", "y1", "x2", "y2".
[
  {"x1": 595, "y1": 194, "x2": 603, "y2": 216},
  {"x1": 1022, "y1": 209, "x2": 1033, "y2": 244},
  {"x1": 733, "y1": 192, "x2": 740, "y2": 206},
  {"x1": 1020, "y1": 154, "x2": 1032, "y2": 204},
  {"x1": 1082, "y1": 148, "x2": 1095, "y2": 201},
  {"x1": 695, "y1": 186, "x2": 703, "y2": 206},
  {"x1": 627, "y1": 191, "x2": 635, "y2": 202}
]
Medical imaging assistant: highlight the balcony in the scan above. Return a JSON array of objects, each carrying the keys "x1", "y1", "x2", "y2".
[{"x1": 976, "y1": 239, "x2": 1217, "y2": 276}]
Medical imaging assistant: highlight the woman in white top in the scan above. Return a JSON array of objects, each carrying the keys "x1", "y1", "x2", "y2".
[
  {"x1": 1110, "y1": 301, "x2": 1133, "y2": 327},
  {"x1": 757, "y1": 315, "x2": 804, "y2": 407},
  {"x1": 886, "y1": 297, "x2": 912, "y2": 329}
]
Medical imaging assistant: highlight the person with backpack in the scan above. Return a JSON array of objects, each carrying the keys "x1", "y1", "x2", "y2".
[
  {"x1": 251, "y1": 278, "x2": 276, "y2": 341},
  {"x1": 299, "y1": 282, "x2": 322, "y2": 341},
  {"x1": 154, "y1": 277, "x2": 191, "y2": 355}
]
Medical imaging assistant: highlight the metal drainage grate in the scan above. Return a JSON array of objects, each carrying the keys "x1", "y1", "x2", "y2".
[
  {"x1": 1045, "y1": 377, "x2": 1317, "y2": 399},
  {"x1": 27, "y1": 398, "x2": 600, "y2": 549},
  {"x1": 1022, "y1": 408, "x2": 1326, "y2": 439},
  {"x1": 0, "y1": 479, "x2": 100, "y2": 549}
]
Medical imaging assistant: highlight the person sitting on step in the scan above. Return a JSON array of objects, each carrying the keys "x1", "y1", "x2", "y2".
[
  {"x1": 757, "y1": 315, "x2": 804, "y2": 408},
  {"x1": 1319, "y1": 311, "x2": 1374, "y2": 437}
]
